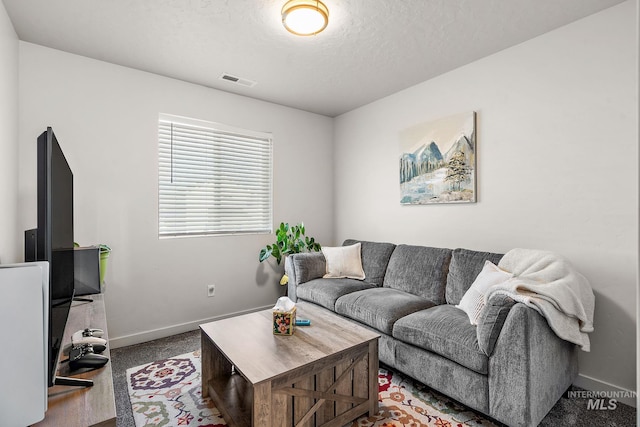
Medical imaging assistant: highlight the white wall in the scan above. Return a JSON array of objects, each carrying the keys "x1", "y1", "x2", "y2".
[
  {"x1": 18, "y1": 43, "x2": 334, "y2": 346},
  {"x1": 0, "y1": 1, "x2": 19, "y2": 263},
  {"x1": 334, "y1": 1, "x2": 637, "y2": 396}
]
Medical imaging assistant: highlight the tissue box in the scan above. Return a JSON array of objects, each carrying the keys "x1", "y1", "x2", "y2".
[{"x1": 273, "y1": 306, "x2": 296, "y2": 335}]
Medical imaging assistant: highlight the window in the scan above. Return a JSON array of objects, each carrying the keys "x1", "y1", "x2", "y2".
[{"x1": 158, "y1": 114, "x2": 273, "y2": 237}]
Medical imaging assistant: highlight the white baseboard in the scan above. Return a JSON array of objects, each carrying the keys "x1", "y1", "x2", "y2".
[
  {"x1": 109, "y1": 304, "x2": 272, "y2": 349},
  {"x1": 574, "y1": 373, "x2": 637, "y2": 408}
]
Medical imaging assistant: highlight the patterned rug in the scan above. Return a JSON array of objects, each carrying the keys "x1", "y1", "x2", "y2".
[{"x1": 127, "y1": 351, "x2": 498, "y2": 427}]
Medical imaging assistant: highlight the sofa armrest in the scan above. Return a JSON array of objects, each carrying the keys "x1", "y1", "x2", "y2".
[
  {"x1": 489, "y1": 303, "x2": 578, "y2": 427},
  {"x1": 285, "y1": 252, "x2": 326, "y2": 302}
]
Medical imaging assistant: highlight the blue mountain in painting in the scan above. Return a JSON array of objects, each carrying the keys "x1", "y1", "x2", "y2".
[
  {"x1": 444, "y1": 134, "x2": 475, "y2": 166},
  {"x1": 417, "y1": 142, "x2": 444, "y2": 163},
  {"x1": 400, "y1": 142, "x2": 444, "y2": 183}
]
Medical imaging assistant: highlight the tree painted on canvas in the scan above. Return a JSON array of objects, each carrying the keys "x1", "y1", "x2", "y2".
[{"x1": 444, "y1": 151, "x2": 471, "y2": 191}]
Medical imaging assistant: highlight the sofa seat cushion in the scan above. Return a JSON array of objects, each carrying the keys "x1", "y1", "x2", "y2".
[
  {"x1": 296, "y1": 278, "x2": 376, "y2": 311},
  {"x1": 393, "y1": 305, "x2": 488, "y2": 374},
  {"x1": 335, "y1": 288, "x2": 436, "y2": 335}
]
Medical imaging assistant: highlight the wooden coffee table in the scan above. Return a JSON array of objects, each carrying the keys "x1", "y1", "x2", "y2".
[{"x1": 200, "y1": 301, "x2": 380, "y2": 427}]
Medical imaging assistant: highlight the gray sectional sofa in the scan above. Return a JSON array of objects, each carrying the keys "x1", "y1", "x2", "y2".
[{"x1": 284, "y1": 239, "x2": 578, "y2": 427}]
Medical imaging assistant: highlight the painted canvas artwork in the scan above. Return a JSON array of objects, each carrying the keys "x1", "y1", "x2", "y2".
[{"x1": 400, "y1": 112, "x2": 476, "y2": 204}]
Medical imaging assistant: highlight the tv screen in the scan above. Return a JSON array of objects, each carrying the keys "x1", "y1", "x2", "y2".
[{"x1": 36, "y1": 127, "x2": 75, "y2": 387}]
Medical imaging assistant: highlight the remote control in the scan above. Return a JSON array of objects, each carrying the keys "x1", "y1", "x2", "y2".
[{"x1": 295, "y1": 319, "x2": 311, "y2": 326}]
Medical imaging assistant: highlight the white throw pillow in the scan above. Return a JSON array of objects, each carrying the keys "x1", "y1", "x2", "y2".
[
  {"x1": 322, "y1": 243, "x2": 366, "y2": 280},
  {"x1": 456, "y1": 260, "x2": 513, "y2": 325}
]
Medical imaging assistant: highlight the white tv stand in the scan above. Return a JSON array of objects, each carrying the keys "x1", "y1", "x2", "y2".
[{"x1": 33, "y1": 294, "x2": 116, "y2": 427}]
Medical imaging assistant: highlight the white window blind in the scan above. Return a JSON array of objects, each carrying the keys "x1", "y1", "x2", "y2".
[{"x1": 158, "y1": 114, "x2": 273, "y2": 237}]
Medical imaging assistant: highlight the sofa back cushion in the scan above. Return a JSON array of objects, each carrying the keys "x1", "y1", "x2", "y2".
[
  {"x1": 446, "y1": 248, "x2": 504, "y2": 305},
  {"x1": 289, "y1": 252, "x2": 326, "y2": 285},
  {"x1": 343, "y1": 239, "x2": 396, "y2": 286},
  {"x1": 382, "y1": 245, "x2": 452, "y2": 304}
]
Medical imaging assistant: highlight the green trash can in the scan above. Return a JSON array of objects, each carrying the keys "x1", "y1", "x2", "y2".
[{"x1": 99, "y1": 244, "x2": 111, "y2": 284}]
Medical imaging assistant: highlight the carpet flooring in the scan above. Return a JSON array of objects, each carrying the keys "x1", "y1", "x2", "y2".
[
  {"x1": 125, "y1": 350, "x2": 500, "y2": 427},
  {"x1": 110, "y1": 330, "x2": 636, "y2": 427}
]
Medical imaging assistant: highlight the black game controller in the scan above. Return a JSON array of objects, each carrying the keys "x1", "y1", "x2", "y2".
[
  {"x1": 90, "y1": 343, "x2": 107, "y2": 354},
  {"x1": 69, "y1": 343, "x2": 109, "y2": 370}
]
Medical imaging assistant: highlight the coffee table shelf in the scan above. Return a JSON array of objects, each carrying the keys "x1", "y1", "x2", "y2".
[{"x1": 208, "y1": 370, "x2": 252, "y2": 427}]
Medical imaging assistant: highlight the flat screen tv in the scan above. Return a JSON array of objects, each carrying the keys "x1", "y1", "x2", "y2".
[{"x1": 36, "y1": 127, "x2": 76, "y2": 387}]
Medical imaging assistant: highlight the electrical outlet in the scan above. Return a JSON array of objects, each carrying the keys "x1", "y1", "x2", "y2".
[{"x1": 207, "y1": 284, "x2": 215, "y2": 297}]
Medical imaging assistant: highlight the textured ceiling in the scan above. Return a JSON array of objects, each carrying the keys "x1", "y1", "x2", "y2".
[{"x1": 2, "y1": 0, "x2": 626, "y2": 117}]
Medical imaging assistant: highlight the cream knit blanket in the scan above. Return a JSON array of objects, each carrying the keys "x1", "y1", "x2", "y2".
[{"x1": 487, "y1": 248, "x2": 595, "y2": 351}]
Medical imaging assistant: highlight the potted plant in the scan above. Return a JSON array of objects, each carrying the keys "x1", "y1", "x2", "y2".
[{"x1": 259, "y1": 222, "x2": 321, "y2": 285}]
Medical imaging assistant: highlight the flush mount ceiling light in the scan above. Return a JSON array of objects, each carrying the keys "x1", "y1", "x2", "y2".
[{"x1": 281, "y1": 0, "x2": 329, "y2": 36}]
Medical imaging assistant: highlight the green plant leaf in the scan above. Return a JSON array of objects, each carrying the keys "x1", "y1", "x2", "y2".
[
  {"x1": 272, "y1": 245, "x2": 281, "y2": 264},
  {"x1": 258, "y1": 221, "x2": 320, "y2": 265},
  {"x1": 259, "y1": 247, "x2": 272, "y2": 262}
]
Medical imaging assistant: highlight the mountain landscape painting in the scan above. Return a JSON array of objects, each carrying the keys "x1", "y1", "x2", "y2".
[{"x1": 400, "y1": 112, "x2": 476, "y2": 204}]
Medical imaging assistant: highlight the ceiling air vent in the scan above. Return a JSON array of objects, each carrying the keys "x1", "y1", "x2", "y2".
[{"x1": 219, "y1": 73, "x2": 256, "y2": 88}]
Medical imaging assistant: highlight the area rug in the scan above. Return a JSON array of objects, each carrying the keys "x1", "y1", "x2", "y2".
[{"x1": 127, "y1": 351, "x2": 498, "y2": 427}]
